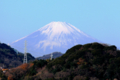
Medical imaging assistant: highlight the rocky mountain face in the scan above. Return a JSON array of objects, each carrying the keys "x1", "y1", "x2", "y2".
[{"x1": 11, "y1": 22, "x2": 99, "y2": 57}]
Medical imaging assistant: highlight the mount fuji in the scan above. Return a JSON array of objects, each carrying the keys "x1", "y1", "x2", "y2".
[{"x1": 11, "y1": 22, "x2": 99, "y2": 57}]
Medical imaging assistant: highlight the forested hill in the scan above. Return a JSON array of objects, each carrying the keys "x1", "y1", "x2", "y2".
[
  {"x1": 2, "y1": 42, "x2": 120, "y2": 80},
  {"x1": 0, "y1": 43, "x2": 35, "y2": 68},
  {"x1": 46, "y1": 42, "x2": 120, "y2": 80}
]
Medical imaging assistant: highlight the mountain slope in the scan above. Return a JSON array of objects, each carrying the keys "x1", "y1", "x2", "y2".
[
  {"x1": 0, "y1": 43, "x2": 35, "y2": 68},
  {"x1": 45, "y1": 42, "x2": 119, "y2": 80},
  {"x1": 11, "y1": 22, "x2": 99, "y2": 57},
  {"x1": 4, "y1": 42, "x2": 120, "y2": 80}
]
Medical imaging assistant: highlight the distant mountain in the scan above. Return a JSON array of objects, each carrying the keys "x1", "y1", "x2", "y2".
[
  {"x1": 36, "y1": 52, "x2": 63, "y2": 60},
  {"x1": 0, "y1": 43, "x2": 35, "y2": 68},
  {"x1": 11, "y1": 22, "x2": 99, "y2": 57}
]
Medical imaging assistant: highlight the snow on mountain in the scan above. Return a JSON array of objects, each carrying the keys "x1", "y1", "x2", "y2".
[{"x1": 11, "y1": 22, "x2": 99, "y2": 57}]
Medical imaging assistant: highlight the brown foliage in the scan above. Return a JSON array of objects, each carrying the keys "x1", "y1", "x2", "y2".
[
  {"x1": 7, "y1": 76, "x2": 13, "y2": 80},
  {"x1": 35, "y1": 67, "x2": 54, "y2": 80},
  {"x1": 73, "y1": 75, "x2": 86, "y2": 80},
  {"x1": 5, "y1": 63, "x2": 34, "y2": 80},
  {"x1": 18, "y1": 63, "x2": 29, "y2": 70},
  {"x1": 55, "y1": 71, "x2": 70, "y2": 79},
  {"x1": 28, "y1": 63, "x2": 34, "y2": 69},
  {"x1": 77, "y1": 58, "x2": 85, "y2": 65},
  {"x1": 17, "y1": 63, "x2": 34, "y2": 70}
]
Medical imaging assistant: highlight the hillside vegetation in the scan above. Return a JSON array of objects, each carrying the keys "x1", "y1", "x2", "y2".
[
  {"x1": 46, "y1": 42, "x2": 120, "y2": 80},
  {"x1": 1, "y1": 42, "x2": 120, "y2": 80},
  {"x1": 0, "y1": 43, "x2": 35, "y2": 68}
]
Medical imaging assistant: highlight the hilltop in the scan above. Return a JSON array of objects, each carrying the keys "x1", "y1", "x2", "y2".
[{"x1": 1, "y1": 42, "x2": 120, "y2": 80}]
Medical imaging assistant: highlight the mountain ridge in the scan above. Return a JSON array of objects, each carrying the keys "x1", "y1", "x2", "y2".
[{"x1": 36, "y1": 52, "x2": 63, "y2": 60}]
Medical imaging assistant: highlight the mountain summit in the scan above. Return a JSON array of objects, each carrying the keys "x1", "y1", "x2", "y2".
[{"x1": 11, "y1": 22, "x2": 98, "y2": 57}]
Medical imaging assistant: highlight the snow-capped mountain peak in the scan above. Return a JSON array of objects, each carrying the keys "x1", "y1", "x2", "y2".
[{"x1": 11, "y1": 22, "x2": 99, "y2": 57}]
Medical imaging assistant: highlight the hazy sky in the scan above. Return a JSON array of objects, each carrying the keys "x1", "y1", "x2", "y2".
[{"x1": 0, "y1": 0, "x2": 120, "y2": 47}]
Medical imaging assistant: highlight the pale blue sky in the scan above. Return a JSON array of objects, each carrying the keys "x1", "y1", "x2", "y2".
[{"x1": 0, "y1": 0, "x2": 120, "y2": 47}]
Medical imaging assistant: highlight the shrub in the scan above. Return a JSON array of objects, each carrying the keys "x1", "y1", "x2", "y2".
[
  {"x1": 53, "y1": 58, "x2": 65, "y2": 65},
  {"x1": 64, "y1": 62, "x2": 70, "y2": 69},
  {"x1": 66, "y1": 45, "x2": 82, "y2": 53},
  {"x1": 52, "y1": 66, "x2": 62, "y2": 74},
  {"x1": 92, "y1": 57, "x2": 104, "y2": 65},
  {"x1": 47, "y1": 63, "x2": 53, "y2": 69},
  {"x1": 91, "y1": 49, "x2": 103, "y2": 56},
  {"x1": 67, "y1": 55, "x2": 77, "y2": 62},
  {"x1": 76, "y1": 49, "x2": 87, "y2": 58},
  {"x1": 91, "y1": 43, "x2": 104, "y2": 49},
  {"x1": 28, "y1": 65, "x2": 37, "y2": 76},
  {"x1": 104, "y1": 45, "x2": 117, "y2": 51},
  {"x1": 83, "y1": 43, "x2": 92, "y2": 49},
  {"x1": 33, "y1": 59, "x2": 47, "y2": 68}
]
